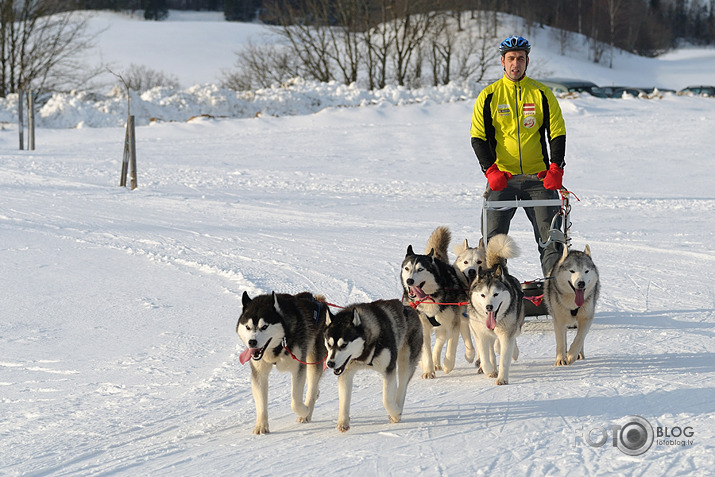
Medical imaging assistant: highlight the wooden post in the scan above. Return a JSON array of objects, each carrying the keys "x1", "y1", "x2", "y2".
[
  {"x1": 120, "y1": 115, "x2": 137, "y2": 189},
  {"x1": 120, "y1": 117, "x2": 130, "y2": 186},
  {"x1": 18, "y1": 90, "x2": 24, "y2": 150},
  {"x1": 27, "y1": 91, "x2": 35, "y2": 151},
  {"x1": 128, "y1": 115, "x2": 137, "y2": 190}
]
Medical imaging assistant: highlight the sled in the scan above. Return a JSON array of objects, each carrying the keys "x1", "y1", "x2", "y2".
[{"x1": 481, "y1": 189, "x2": 574, "y2": 317}]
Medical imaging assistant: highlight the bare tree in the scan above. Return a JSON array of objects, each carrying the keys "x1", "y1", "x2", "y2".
[
  {"x1": 121, "y1": 63, "x2": 179, "y2": 92},
  {"x1": 390, "y1": 1, "x2": 436, "y2": 86},
  {"x1": 0, "y1": 1, "x2": 102, "y2": 97},
  {"x1": 361, "y1": 0, "x2": 395, "y2": 90},
  {"x1": 263, "y1": 0, "x2": 334, "y2": 83},
  {"x1": 327, "y1": 0, "x2": 367, "y2": 85},
  {"x1": 457, "y1": 23, "x2": 500, "y2": 82},
  {"x1": 221, "y1": 41, "x2": 299, "y2": 90},
  {"x1": 605, "y1": 0, "x2": 624, "y2": 68},
  {"x1": 427, "y1": 13, "x2": 452, "y2": 86}
]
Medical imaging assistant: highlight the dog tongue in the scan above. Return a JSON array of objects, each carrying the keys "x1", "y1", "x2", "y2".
[
  {"x1": 410, "y1": 286, "x2": 427, "y2": 299},
  {"x1": 574, "y1": 289, "x2": 585, "y2": 307},
  {"x1": 239, "y1": 348, "x2": 256, "y2": 365},
  {"x1": 486, "y1": 311, "x2": 497, "y2": 330}
]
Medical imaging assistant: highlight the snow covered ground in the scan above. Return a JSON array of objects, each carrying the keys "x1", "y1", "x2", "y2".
[{"x1": 1, "y1": 10, "x2": 714, "y2": 477}]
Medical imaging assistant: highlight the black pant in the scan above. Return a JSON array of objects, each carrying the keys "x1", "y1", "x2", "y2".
[{"x1": 483, "y1": 174, "x2": 563, "y2": 276}]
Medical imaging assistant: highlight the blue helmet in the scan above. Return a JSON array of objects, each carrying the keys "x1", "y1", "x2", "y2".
[{"x1": 499, "y1": 36, "x2": 531, "y2": 55}]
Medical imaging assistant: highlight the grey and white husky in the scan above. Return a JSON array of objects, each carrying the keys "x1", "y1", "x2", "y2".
[
  {"x1": 323, "y1": 299, "x2": 423, "y2": 432},
  {"x1": 401, "y1": 226, "x2": 472, "y2": 378},
  {"x1": 467, "y1": 234, "x2": 524, "y2": 385},
  {"x1": 236, "y1": 291, "x2": 326, "y2": 434},
  {"x1": 544, "y1": 245, "x2": 601, "y2": 366}
]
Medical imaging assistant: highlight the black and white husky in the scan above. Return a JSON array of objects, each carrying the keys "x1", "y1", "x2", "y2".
[
  {"x1": 467, "y1": 234, "x2": 524, "y2": 385},
  {"x1": 544, "y1": 245, "x2": 601, "y2": 366},
  {"x1": 323, "y1": 299, "x2": 423, "y2": 432},
  {"x1": 236, "y1": 291, "x2": 326, "y2": 434},
  {"x1": 401, "y1": 226, "x2": 472, "y2": 378}
]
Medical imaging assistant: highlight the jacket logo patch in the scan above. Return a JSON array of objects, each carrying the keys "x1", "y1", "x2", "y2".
[
  {"x1": 498, "y1": 104, "x2": 510, "y2": 116},
  {"x1": 523, "y1": 103, "x2": 535, "y2": 116},
  {"x1": 523, "y1": 116, "x2": 536, "y2": 129}
]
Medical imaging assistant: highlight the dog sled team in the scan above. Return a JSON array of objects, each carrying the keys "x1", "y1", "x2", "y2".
[{"x1": 236, "y1": 225, "x2": 600, "y2": 434}]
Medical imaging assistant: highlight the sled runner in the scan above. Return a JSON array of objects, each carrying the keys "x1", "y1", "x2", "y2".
[{"x1": 481, "y1": 189, "x2": 574, "y2": 317}]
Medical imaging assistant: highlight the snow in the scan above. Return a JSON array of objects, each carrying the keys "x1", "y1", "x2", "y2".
[{"x1": 1, "y1": 10, "x2": 714, "y2": 477}]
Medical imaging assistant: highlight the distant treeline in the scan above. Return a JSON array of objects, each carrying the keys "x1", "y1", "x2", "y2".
[{"x1": 75, "y1": 0, "x2": 714, "y2": 56}]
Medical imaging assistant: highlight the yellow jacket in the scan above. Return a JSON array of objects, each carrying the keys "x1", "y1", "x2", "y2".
[{"x1": 470, "y1": 75, "x2": 566, "y2": 175}]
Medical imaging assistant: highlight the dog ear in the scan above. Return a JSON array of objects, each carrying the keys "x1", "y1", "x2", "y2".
[
  {"x1": 324, "y1": 308, "x2": 332, "y2": 327},
  {"x1": 242, "y1": 291, "x2": 252, "y2": 307},
  {"x1": 352, "y1": 308, "x2": 361, "y2": 327},
  {"x1": 453, "y1": 239, "x2": 468, "y2": 255},
  {"x1": 406, "y1": 245, "x2": 415, "y2": 257},
  {"x1": 584, "y1": 244, "x2": 591, "y2": 257},
  {"x1": 478, "y1": 237, "x2": 485, "y2": 250},
  {"x1": 272, "y1": 291, "x2": 282, "y2": 315},
  {"x1": 427, "y1": 247, "x2": 435, "y2": 258},
  {"x1": 494, "y1": 265, "x2": 503, "y2": 277}
]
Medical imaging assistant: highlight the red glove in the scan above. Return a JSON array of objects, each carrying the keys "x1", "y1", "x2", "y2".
[
  {"x1": 538, "y1": 163, "x2": 564, "y2": 190},
  {"x1": 485, "y1": 164, "x2": 512, "y2": 191}
]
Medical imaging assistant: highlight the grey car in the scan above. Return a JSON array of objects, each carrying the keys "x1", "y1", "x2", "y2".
[
  {"x1": 677, "y1": 85, "x2": 715, "y2": 97},
  {"x1": 536, "y1": 78, "x2": 607, "y2": 98}
]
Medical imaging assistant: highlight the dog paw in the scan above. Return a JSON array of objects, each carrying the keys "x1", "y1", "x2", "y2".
[
  {"x1": 554, "y1": 357, "x2": 568, "y2": 366},
  {"x1": 296, "y1": 416, "x2": 311, "y2": 423},
  {"x1": 495, "y1": 378, "x2": 508, "y2": 385},
  {"x1": 337, "y1": 422, "x2": 350, "y2": 432},
  {"x1": 433, "y1": 364, "x2": 443, "y2": 371},
  {"x1": 487, "y1": 371, "x2": 498, "y2": 378},
  {"x1": 253, "y1": 424, "x2": 270, "y2": 434},
  {"x1": 421, "y1": 371, "x2": 436, "y2": 379},
  {"x1": 389, "y1": 414, "x2": 401, "y2": 424},
  {"x1": 292, "y1": 403, "x2": 310, "y2": 417}
]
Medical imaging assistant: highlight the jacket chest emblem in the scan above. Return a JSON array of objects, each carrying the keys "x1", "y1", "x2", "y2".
[
  {"x1": 497, "y1": 104, "x2": 510, "y2": 116},
  {"x1": 523, "y1": 103, "x2": 535, "y2": 116}
]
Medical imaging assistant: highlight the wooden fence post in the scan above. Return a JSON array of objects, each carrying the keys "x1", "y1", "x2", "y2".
[
  {"x1": 128, "y1": 115, "x2": 137, "y2": 190},
  {"x1": 18, "y1": 90, "x2": 24, "y2": 150},
  {"x1": 27, "y1": 91, "x2": 35, "y2": 150},
  {"x1": 120, "y1": 115, "x2": 137, "y2": 189}
]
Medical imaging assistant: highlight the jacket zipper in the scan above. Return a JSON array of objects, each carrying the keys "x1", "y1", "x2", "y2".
[{"x1": 514, "y1": 82, "x2": 523, "y2": 174}]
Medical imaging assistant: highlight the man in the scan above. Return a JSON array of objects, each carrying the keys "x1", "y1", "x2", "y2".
[{"x1": 470, "y1": 35, "x2": 566, "y2": 276}]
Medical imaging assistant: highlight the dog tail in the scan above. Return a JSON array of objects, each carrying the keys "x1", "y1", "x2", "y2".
[
  {"x1": 486, "y1": 234, "x2": 520, "y2": 269},
  {"x1": 425, "y1": 226, "x2": 451, "y2": 263}
]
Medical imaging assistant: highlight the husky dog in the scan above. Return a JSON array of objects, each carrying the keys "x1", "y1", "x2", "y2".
[
  {"x1": 401, "y1": 226, "x2": 470, "y2": 378},
  {"x1": 323, "y1": 299, "x2": 422, "y2": 432},
  {"x1": 451, "y1": 237, "x2": 488, "y2": 365},
  {"x1": 467, "y1": 234, "x2": 524, "y2": 385},
  {"x1": 544, "y1": 245, "x2": 600, "y2": 366},
  {"x1": 453, "y1": 237, "x2": 486, "y2": 287},
  {"x1": 236, "y1": 291, "x2": 326, "y2": 434}
]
